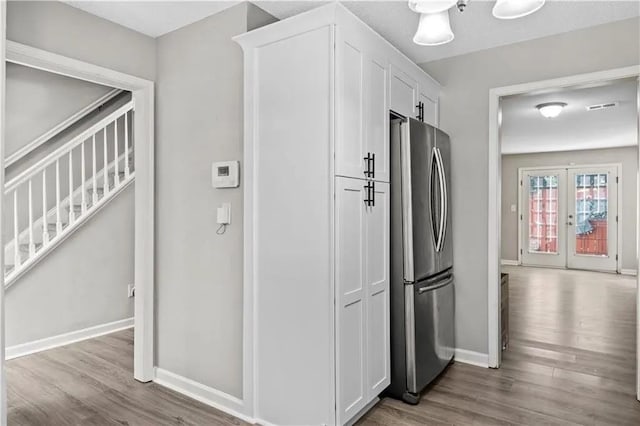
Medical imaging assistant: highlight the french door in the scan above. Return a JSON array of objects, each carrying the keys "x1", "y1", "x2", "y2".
[{"x1": 521, "y1": 166, "x2": 618, "y2": 272}]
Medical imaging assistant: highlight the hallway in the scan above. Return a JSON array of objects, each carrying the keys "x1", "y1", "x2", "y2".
[{"x1": 359, "y1": 266, "x2": 639, "y2": 425}]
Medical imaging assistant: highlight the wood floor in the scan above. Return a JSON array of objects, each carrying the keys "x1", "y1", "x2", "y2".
[
  {"x1": 7, "y1": 267, "x2": 639, "y2": 425},
  {"x1": 359, "y1": 266, "x2": 640, "y2": 425},
  {"x1": 7, "y1": 328, "x2": 248, "y2": 425}
]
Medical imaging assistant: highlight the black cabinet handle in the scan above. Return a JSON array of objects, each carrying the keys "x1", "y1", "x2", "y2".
[
  {"x1": 416, "y1": 102, "x2": 425, "y2": 122},
  {"x1": 371, "y1": 153, "x2": 375, "y2": 179},
  {"x1": 371, "y1": 181, "x2": 375, "y2": 207},
  {"x1": 363, "y1": 152, "x2": 373, "y2": 177},
  {"x1": 363, "y1": 182, "x2": 372, "y2": 206}
]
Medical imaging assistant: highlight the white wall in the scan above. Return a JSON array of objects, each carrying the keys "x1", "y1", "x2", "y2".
[
  {"x1": 5, "y1": 62, "x2": 112, "y2": 158},
  {"x1": 421, "y1": 17, "x2": 640, "y2": 355},
  {"x1": 5, "y1": 185, "x2": 134, "y2": 347},
  {"x1": 5, "y1": 0, "x2": 153, "y2": 349},
  {"x1": 155, "y1": 2, "x2": 276, "y2": 399},
  {"x1": 501, "y1": 146, "x2": 638, "y2": 270}
]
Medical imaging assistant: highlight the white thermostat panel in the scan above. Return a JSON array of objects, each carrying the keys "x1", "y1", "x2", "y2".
[{"x1": 212, "y1": 161, "x2": 240, "y2": 188}]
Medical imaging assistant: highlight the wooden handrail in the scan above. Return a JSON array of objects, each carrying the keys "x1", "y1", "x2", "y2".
[{"x1": 5, "y1": 100, "x2": 133, "y2": 193}]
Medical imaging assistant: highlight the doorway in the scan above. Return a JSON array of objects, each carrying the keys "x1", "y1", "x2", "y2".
[{"x1": 520, "y1": 164, "x2": 619, "y2": 273}]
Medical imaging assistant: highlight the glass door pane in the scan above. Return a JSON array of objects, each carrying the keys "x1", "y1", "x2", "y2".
[
  {"x1": 528, "y1": 175, "x2": 559, "y2": 254},
  {"x1": 574, "y1": 173, "x2": 608, "y2": 256}
]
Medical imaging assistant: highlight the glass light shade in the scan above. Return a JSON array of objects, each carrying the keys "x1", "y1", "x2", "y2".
[
  {"x1": 536, "y1": 102, "x2": 567, "y2": 118},
  {"x1": 413, "y1": 11, "x2": 455, "y2": 46},
  {"x1": 492, "y1": 0, "x2": 545, "y2": 19},
  {"x1": 408, "y1": 0, "x2": 457, "y2": 14}
]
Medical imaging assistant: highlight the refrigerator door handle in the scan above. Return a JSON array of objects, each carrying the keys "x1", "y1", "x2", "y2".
[
  {"x1": 434, "y1": 147, "x2": 446, "y2": 252},
  {"x1": 438, "y1": 147, "x2": 449, "y2": 251},
  {"x1": 418, "y1": 276, "x2": 454, "y2": 294},
  {"x1": 430, "y1": 147, "x2": 439, "y2": 250}
]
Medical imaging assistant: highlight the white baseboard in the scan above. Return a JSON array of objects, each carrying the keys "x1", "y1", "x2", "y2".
[
  {"x1": 621, "y1": 269, "x2": 638, "y2": 276},
  {"x1": 6, "y1": 317, "x2": 133, "y2": 360},
  {"x1": 454, "y1": 348, "x2": 489, "y2": 368},
  {"x1": 154, "y1": 367, "x2": 254, "y2": 424},
  {"x1": 501, "y1": 259, "x2": 519, "y2": 266}
]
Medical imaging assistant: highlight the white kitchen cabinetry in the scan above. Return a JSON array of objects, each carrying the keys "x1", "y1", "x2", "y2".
[
  {"x1": 389, "y1": 65, "x2": 418, "y2": 120},
  {"x1": 235, "y1": 4, "x2": 438, "y2": 425},
  {"x1": 335, "y1": 177, "x2": 390, "y2": 424},
  {"x1": 389, "y1": 64, "x2": 439, "y2": 127}
]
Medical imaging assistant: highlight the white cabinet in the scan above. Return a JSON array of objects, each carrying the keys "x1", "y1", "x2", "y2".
[
  {"x1": 335, "y1": 25, "x2": 390, "y2": 182},
  {"x1": 389, "y1": 64, "x2": 418, "y2": 120},
  {"x1": 236, "y1": 4, "x2": 438, "y2": 425},
  {"x1": 335, "y1": 178, "x2": 390, "y2": 424}
]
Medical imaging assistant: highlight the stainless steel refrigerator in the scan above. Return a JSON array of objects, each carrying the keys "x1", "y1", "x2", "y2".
[{"x1": 388, "y1": 117, "x2": 455, "y2": 404}]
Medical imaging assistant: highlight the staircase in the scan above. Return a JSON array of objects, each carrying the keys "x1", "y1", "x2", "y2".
[{"x1": 4, "y1": 100, "x2": 135, "y2": 286}]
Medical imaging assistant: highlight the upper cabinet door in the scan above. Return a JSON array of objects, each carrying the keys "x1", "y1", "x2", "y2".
[
  {"x1": 335, "y1": 25, "x2": 367, "y2": 180},
  {"x1": 389, "y1": 65, "x2": 418, "y2": 120},
  {"x1": 365, "y1": 53, "x2": 390, "y2": 183},
  {"x1": 419, "y1": 91, "x2": 438, "y2": 128}
]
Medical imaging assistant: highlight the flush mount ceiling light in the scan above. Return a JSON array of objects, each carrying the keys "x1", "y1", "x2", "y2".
[
  {"x1": 413, "y1": 10, "x2": 455, "y2": 46},
  {"x1": 409, "y1": 1, "x2": 546, "y2": 46},
  {"x1": 536, "y1": 102, "x2": 567, "y2": 118},
  {"x1": 408, "y1": 0, "x2": 458, "y2": 14},
  {"x1": 492, "y1": 0, "x2": 546, "y2": 19}
]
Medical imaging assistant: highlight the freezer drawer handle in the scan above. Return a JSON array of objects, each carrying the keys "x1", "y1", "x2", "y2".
[{"x1": 418, "y1": 276, "x2": 454, "y2": 294}]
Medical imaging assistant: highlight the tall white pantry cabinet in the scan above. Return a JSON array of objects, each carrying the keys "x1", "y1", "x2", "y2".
[{"x1": 235, "y1": 4, "x2": 440, "y2": 425}]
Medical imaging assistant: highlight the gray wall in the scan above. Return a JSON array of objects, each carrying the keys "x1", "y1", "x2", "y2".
[
  {"x1": 501, "y1": 147, "x2": 638, "y2": 270},
  {"x1": 5, "y1": 1, "x2": 153, "y2": 347},
  {"x1": 421, "y1": 17, "x2": 640, "y2": 355},
  {"x1": 6, "y1": 63, "x2": 112, "y2": 158},
  {"x1": 6, "y1": 185, "x2": 134, "y2": 347},
  {"x1": 155, "y1": 3, "x2": 276, "y2": 398},
  {"x1": 7, "y1": 0, "x2": 156, "y2": 81}
]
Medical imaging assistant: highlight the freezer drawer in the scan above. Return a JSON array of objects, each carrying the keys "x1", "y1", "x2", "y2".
[{"x1": 405, "y1": 274, "x2": 454, "y2": 394}]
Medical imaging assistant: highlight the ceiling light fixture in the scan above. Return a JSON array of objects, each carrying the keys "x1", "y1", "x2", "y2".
[
  {"x1": 413, "y1": 11, "x2": 455, "y2": 46},
  {"x1": 536, "y1": 102, "x2": 567, "y2": 118},
  {"x1": 408, "y1": 0, "x2": 458, "y2": 14},
  {"x1": 409, "y1": 1, "x2": 546, "y2": 47},
  {"x1": 492, "y1": 0, "x2": 546, "y2": 20}
]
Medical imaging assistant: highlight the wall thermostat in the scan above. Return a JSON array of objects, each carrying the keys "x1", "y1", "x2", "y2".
[{"x1": 212, "y1": 161, "x2": 240, "y2": 188}]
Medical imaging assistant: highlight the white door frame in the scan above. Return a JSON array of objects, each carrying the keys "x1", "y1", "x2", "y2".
[
  {"x1": 0, "y1": 4, "x2": 7, "y2": 424},
  {"x1": 517, "y1": 164, "x2": 622, "y2": 273},
  {"x1": 1, "y1": 40, "x2": 155, "y2": 393},
  {"x1": 487, "y1": 66, "x2": 640, "y2": 401}
]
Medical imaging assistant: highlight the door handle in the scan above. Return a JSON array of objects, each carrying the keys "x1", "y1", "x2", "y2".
[
  {"x1": 370, "y1": 181, "x2": 376, "y2": 208},
  {"x1": 418, "y1": 276, "x2": 454, "y2": 293},
  {"x1": 363, "y1": 182, "x2": 372, "y2": 206},
  {"x1": 567, "y1": 221, "x2": 573, "y2": 226},
  {"x1": 363, "y1": 152, "x2": 373, "y2": 178}
]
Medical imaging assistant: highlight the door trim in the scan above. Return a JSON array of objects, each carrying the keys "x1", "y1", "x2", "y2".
[
  {"x1": 3, "y1": 41, "x2": 156, "y2": 385},
  {"x1": 487, "y1": 65, "x2": 640, "y2": 376},
  {"x1": 517, "y1": 164, "x2": 622, "y2": 273}
]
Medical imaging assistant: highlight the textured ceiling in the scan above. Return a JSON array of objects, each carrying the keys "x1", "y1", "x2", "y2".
[
  {"x1": 65, "y1": 1, "x2": 640, "y2": 64},
  {"x1": 501, "y1": 78, "x2": 638, "y2": 155}
]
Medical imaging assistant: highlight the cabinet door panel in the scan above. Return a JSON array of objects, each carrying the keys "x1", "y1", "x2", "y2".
[
  {"x1": 420, "y1": 92, "x2": 438, "y2": 127},
  {"x1": 336, "y1": 30, "x2": 366, "y2": 179},
  {"x1": 366, "y1": 182, "x2": 390, "y2": 397},
  {"x1": 389, "y1": 65, "x2": 418, "y2": 119},
  {"x1": 367, "y1": 57, "x2": 390, "y2": 182},
  {"x1": 335, "y1": 177, "x2": 367, "y2": 423}
]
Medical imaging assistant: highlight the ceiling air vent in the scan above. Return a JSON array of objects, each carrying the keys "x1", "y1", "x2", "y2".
[{"x1": 586, "y1": 102, "x2": 618, "y2": 111}]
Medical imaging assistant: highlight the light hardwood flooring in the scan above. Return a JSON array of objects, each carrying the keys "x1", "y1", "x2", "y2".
[
  {"x1": 7, "y1": 267, "x2": 640, "y2": 425},
  {"x1": 359, "y1": 266, "x2": 640, "y2": 425}
]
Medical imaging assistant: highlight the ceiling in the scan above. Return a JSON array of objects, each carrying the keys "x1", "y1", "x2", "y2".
[
  {"x1": 500, "y1": 78, "x2": 638, "y2": 155},
  {"x1": 64, "y1": 1, "x2": 640, "y2": 64}
]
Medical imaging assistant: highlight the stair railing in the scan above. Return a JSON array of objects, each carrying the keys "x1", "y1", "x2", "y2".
[{"x1": 4, "y1": 100, "x2": 135, "y2": 285}]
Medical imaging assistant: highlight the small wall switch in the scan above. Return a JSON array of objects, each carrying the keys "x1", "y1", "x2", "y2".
[
  {"x1": 127, "y1": 284, "x2": 135, "y2": 298},
  {"x1": 217, "y1": 203, "x2": 231, "y2": 225},
  {"x1": 510, "y1": 204, "x2": 517, "y2": 213}
]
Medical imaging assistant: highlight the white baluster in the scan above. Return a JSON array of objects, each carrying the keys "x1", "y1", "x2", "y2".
[
  {"x1": 56, "y1": 159, "x2": 62, "y2": 234},
  {"x1": 103, "y1": 127, "x2": 109, "y2": 195},
  {"x1": 68, "y1": 150, "x2": 75, "y2": 224},
  {"x1": 124, "y1": 111, "x2": 130, "y2": 178},
  {"x1": 28, "y1": 180, "x2": 35, "y2": 257},
  {"x1": 114, "y1": 118, "x2": 120, "y2": 187},
  {"x1": 81, "y1": 140, "x2": 87, "y2": 213},
  {"x1": 13, "y1": 190, "x2": 20, "y2": 267},
  {"x1": 92, "y1": 134, "x2": 98, "y2": 204},
  {"x1": 42, "y1": 169, "x2": 50, "y2": 244}
]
